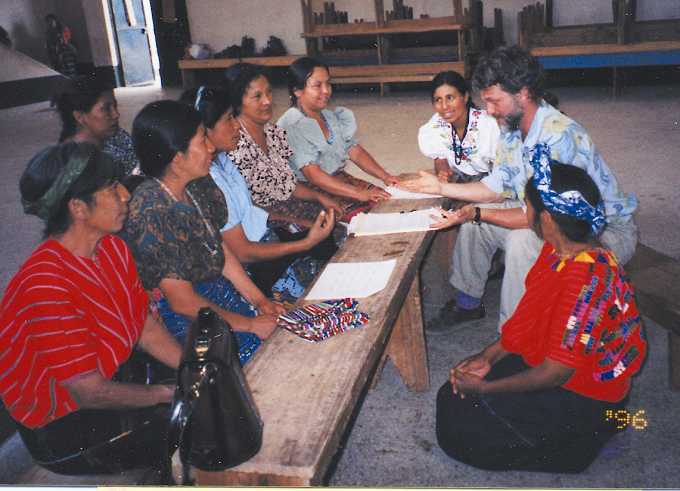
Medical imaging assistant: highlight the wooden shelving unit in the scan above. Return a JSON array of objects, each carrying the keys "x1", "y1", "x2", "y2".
[
  {"x1": 300, "y1": 0, "x2": 495, "y2": 95},
  {"x1": 518, "y1": 0, "x2": 680, "y2": 95}
]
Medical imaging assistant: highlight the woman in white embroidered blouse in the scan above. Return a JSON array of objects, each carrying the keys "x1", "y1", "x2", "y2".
[{"x1": 418, "y1": 71, "x2": 500, "y2": 183}]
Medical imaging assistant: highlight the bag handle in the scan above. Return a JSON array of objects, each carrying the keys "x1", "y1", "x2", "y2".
[{"x1": 165, "y1": 366, "x2": 213, "y2": 485}]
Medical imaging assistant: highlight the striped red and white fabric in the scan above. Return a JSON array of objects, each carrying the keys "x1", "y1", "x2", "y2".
[
  {"x1": 0, "y1": 235, "x2": 148, "y2": 428},
  {"x1": 501, "y1": 242, "x2": 646, "y2": 403}
]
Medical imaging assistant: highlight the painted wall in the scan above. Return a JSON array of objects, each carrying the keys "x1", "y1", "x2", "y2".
[
  {"x1": 186, "y1": 0, "x2": 679, "y2": 58},
  {"x1": 185, "y1": 1, "x2": 304, "y2": 56}
]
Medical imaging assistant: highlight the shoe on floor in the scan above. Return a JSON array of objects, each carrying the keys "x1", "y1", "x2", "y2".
[{"x1": 426, "y1": 299, "x2": 485, "y2": 333}]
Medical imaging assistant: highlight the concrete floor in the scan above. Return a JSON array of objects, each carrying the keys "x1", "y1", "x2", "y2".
[{"x1": 0, "y1": 82, "x2": 678, "y2": 486}]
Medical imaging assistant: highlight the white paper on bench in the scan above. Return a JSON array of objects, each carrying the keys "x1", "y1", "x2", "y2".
[
  {"x1": 348, "y1": 207, "x2": 442, "y2": 236},
  {"x1": 305, "y1": 259, "x2": 397, "y2": 300},
  {"x1": 385, "y1": 186, "x2": 442, "y2": 199}
]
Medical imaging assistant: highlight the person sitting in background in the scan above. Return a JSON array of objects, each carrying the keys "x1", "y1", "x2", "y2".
[
  {"x1": 179, "y1": 85, "x2": 337, "y2": 302},
  {"x1": 118, "y1": 100, "x2": 285, "y2": 364},
  {"x1": 44, "y1": 14, "x2": 76, "y2": 77},
  {"x1": 56, "y1": 75, "x2": 143, "y2": 189},
  {"x1": 418, "y1": 70, "x2": 499, "y2": 183},
  {"x1": 0, "y1": 142, "x2": 181, "y2": 475},
  {"x1": 435, "y1": 151, "x2": 646, "y2": 473},
  {"x1": 278, "y1": 57, "x2": 403, "y2": 219},
  {"x1": 221, "y1": 63, "x2": 344, "y2": 235}
]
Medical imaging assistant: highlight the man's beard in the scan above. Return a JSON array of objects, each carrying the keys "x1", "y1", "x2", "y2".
[{"x1": 498, "y1": 103, "x2": 524, "y2": 133}]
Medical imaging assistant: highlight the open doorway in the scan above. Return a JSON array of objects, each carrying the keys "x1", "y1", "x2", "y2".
[
  {"x1": 108, "y1": 0, "x2": 160, "y2": 86},
  {"x1": 148, "y1": 0, "x2": 192, "y2": 86}
]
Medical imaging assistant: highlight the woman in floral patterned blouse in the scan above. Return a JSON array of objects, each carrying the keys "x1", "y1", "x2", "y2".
[
  {"x1": 222, "y1": 63, "x2": 344, "y2": 230},
  {"x1": 418, "y1": 71, "x2": 499, "y2": 183}
]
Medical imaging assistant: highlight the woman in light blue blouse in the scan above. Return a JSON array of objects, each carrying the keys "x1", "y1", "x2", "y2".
[
  {"x1": 278, "y1": 57, "x2": 403, "y2": 219},
  {"x1": 179, "y1": 85, "x2": 337, "y2": 303}
]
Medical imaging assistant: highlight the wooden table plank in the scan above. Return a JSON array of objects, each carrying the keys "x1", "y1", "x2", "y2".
[{"x1": 194, "y1": 197, "x2": 442, "y2": 486}]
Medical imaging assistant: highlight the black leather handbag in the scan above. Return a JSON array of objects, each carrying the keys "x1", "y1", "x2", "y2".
[{"x1": 168, "y1": 307, "x2": 263, "y2": 483}]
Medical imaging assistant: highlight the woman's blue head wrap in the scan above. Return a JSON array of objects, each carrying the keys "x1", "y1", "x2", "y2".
[{"x1": 529, "y1": 143, "x2": 605, "y2": 236}]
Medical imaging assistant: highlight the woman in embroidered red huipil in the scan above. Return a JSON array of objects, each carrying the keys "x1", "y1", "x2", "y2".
[{"x1": 435, "y1": 150, "x2": 646, "y2": 473}]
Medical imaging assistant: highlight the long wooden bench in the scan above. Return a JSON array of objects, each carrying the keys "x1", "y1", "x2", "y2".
[
  {"x1": 178, "y1": 55, "x2": 303, "y2": 86},
  {"x1": 194, "y1": 196, "x2": 442, "y2": 486}
]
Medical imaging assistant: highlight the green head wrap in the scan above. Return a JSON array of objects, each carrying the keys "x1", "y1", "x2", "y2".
[{"x1": 22, "y1": 142, "x2": 96, "y2": 221}]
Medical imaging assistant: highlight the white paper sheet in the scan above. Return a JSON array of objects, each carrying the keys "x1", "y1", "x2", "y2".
[
  {"x1": 347, "y1": 207, "x2": 442, "y2": 236},
  {"x1": 385, "y1": 186, "x2": 442, "y2": 200},
  {"x1": 305, "y1": 259, "x2": 397, "y2": 300}
]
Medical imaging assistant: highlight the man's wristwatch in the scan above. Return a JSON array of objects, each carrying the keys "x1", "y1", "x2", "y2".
[{"x1": 471, "y1": 206, "x2": 482, "y2": 225}]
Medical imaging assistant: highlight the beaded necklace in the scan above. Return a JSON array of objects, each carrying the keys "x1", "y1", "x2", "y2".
[
  {"x1": 447, "y1": 108, "x2": 469, "y2": 168},
  {"x1": 296, "y1": 104, "x2": 334, "y2": 145},
  {"x1": 153, "y1": 177, "x2": 220, "y2": 256}
]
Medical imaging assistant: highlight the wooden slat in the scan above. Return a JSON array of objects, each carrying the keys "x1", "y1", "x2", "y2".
[
  {"x1": 329, "y1": 61, "x2": 465, "y2": 77},
  {"x1": 194, "y1": 197, "x2": 443, "y2": 486},
  {"x1": 628, "y1": 19, "x2": 680, "y2": 44},
  {"x1": 332, "y1": 74, "x2": 437, "y2": 83},
  {"x1": 624, "y1": 244, "x2": 680, "y2": 392},
  {"x1": 302, "y1": 17, "x2": 464, "y2": 38},
  {"x1": 624, "y1": 244, "x2": 680, "y2": 337},
  {"x1": 374, "y1": 0, "x2": 385, "y2": 28},
  {"x1": 528, "y1": 24, "x2": 618, "y2": 48},
  {"x1": 386, "y1": 275, "x2": 429, "y2": 391},
  {"x1": 178, "y1": 55, "x2": 301, "y2": 70},
  {"x1": 381, "y1": 17, "x2": 463, "y2": 33},
  {"x1": 530, "y1": 40, "x2": 680, "y2": 57},
  {"x1": 301, "y1": 21, "x2": 379, "y2": 37}
]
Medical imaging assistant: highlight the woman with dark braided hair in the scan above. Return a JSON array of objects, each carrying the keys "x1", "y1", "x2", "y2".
[{"x1": 435, "y1": 146, "x2": 646, "y2": 473}]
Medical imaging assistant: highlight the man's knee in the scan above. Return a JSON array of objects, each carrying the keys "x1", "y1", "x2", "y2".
[
  {"x1": 505, "y1": 229, "x2": 543, "y2": 263},
  {"x1": 603, "y1": 224, "x2": 638, "y2": 265}
]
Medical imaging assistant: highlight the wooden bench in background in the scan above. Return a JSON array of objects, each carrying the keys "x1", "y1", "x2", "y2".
[
  {"x1": 178, "y1": 55, "x2": 302, "y2": 86},
  {"x1": 518, "y1": 0, "x2": 680, "y2": 96}
]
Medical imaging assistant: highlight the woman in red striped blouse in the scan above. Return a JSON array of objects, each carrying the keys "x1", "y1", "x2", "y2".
[
  {"x1": 0, "y1": 142, "x2": 182, "y2": 474},
  {"x1": 435, "y1": 152, "x2": 646, "y2": 473}
]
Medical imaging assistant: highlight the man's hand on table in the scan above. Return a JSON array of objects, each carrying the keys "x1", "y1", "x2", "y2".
[
  {"x1": 428, "y1": 204, "x2": 475, "y2": 230},
  {"x1": 395, "y1": 169, "x2": 442, "y2": 196}
]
